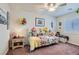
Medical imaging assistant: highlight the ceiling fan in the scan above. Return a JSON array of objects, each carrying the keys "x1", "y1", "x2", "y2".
[{"x1": 43, "y1": 3, "x2": 67, "y2": 12}]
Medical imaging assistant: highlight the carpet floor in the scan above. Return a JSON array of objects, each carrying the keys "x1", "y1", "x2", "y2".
[{"x1": 6, "y1": 43, "x2": 79, "y2": 55}]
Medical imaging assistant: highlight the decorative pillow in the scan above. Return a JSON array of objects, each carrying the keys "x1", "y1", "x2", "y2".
[
  {"x1": 31, "y1": 27, "x2": 37, "y2": 32},
  {"x1": 43, "y1": 27, "x2": 49, "y2": 33},
  {"x1": 10, "y1": 32, "x2": 17, "y2": 39},
  {"x1": 49, "y1": 32, "x2": 54, "y2": 36},
  {"x1": 53, "y1": 32, "x2": 56, "y2": 36}
]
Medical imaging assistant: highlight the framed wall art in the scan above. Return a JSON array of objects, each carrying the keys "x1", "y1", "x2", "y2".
[
  {"x1": 51, "y1": 22, "x2": 53, "y2": 28},
  {"x1": 59, "y1": 22, "x2": 62, "y2": 26},
  {"x1": 0, "y1": 8, "x2": 8, "y2": 30},
  {"x1": 35, "y1": 18, "x2": 45, "y2": 27}
]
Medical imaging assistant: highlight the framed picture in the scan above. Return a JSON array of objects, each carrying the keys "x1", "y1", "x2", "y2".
[
  {"x1": 51, "y1": 22, "x2": 53, "y2": 28},
  {"x1": 0, "y1": 8, "x2": 8, "y2": 30},
  {"x1": 59, "y1": 22, "x2": 62, "y2": 26},
  {"x1": 35, "y1": 18, "x2": 45, "y2": 27}
]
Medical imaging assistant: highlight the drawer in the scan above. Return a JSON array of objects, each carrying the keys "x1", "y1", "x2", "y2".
[{"x1": 12, "y1": 39, "x2": 23, "y2": 42}]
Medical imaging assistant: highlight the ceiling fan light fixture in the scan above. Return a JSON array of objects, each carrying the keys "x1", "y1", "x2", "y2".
[
  {"x1": 44, "y1": 3, "x2": 60, "y2": 12},
  {"x1": 44, "y1": 3, "x2": 48, "y2": 9},
  {"x1": 48, "y1": 7, "x2": 56, "y2": 12}
]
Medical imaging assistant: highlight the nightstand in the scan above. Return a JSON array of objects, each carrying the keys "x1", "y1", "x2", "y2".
[{"x1": 10, "y1": 37, "x2": 25, "y2": 49}]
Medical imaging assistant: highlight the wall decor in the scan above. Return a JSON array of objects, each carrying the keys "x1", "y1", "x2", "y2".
[
  {"x1": 59, "y1": 22, "x2": 62, "y2": 26},
  {"x1": 19, "y1": 16, "x2": 27, "y2": 25},
  {"x1": 35, "y1": 18, "x2": 45, "y2": 27},
  {"x1": 59, "y1": 27, "x2": 61, "y2": 29},
  {"x1": 0, "y1": 8, "x2": 8, "y2": 29},
  {"x1": 51, "y1": 22, "x2": 53, "y2": 28}
]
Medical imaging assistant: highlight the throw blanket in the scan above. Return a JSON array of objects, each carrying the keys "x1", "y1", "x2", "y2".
[{"x1": 29, "y1": 37, "x2": 41, "y2": 51}]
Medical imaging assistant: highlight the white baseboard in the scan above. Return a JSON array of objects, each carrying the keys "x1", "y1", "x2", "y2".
[
  {"x1": 3, "y1": 48, "x2": 8, "y2": 55},
  {"x1": 69, "y1": 41, "x2": 79, "y2": 46},
  {"x1": 0, "y1": 45, "x2": 9, "y2": 55}
]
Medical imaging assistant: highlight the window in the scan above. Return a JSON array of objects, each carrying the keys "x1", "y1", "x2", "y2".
[{"x1": 64, "y1": 18, "x2": 79, "y2": 32}]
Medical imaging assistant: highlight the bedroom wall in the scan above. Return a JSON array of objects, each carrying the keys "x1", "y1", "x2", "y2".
[
  {"x1": 9, "y1": 6, "x2": 57, "y2": 44},
  {"x1": 10, "y1": 12, "x2": 56, "y2": 31},
  {"x1": 9, "y1": 7, "x2": 57, "y2": 35},
  {"x1": 56, "y1": 12, "x2": 79, "y2": 46},
  {"x1": 0, "y1": 3, "x2": 10, "y2": 54}
]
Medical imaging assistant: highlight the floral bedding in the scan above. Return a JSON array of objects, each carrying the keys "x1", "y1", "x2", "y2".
[{"x1": 29, "y1": 36, "x2": 59, "y2": 51}]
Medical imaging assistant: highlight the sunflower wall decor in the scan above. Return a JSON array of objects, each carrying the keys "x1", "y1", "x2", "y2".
[{"x1": 19, "y1": 16, "x2": 27, "y2": 25}]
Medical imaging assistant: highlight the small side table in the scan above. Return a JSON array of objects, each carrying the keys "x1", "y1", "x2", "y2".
[{"x1": 10, "y1": 37, "x2": 25, "y2": 49}]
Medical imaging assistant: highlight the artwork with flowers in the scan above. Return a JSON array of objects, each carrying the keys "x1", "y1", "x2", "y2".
[{"x1": 19, "y1": 16, "x2": 27, "y2": 25}]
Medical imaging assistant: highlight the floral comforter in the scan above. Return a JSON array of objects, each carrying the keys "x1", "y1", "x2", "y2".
[{"x1": 29, "y1": 36, "x2": 59, "y2": 51}]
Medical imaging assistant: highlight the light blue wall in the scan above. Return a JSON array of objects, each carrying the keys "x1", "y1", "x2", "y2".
[{"x1": 12, "y1": 11, "x2": 57, "y2": 32}]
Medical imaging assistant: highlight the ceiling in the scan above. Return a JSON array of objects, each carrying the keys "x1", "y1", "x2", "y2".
[{"x1": 9, "y1": 3, "x2": 79, "y2": 17}]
